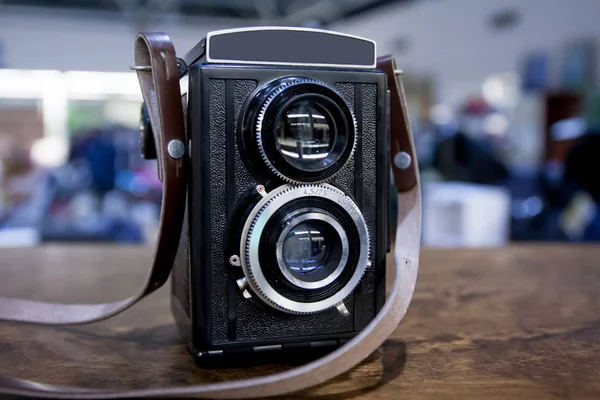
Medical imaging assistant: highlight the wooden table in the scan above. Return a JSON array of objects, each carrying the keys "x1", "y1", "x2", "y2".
[{"x1": 1, "y1": 245, "x2": 599, "y2": 399}]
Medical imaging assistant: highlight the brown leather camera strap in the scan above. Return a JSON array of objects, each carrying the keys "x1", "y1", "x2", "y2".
[
  {"x1": 0, "y1": 33, "x2": 420, "y2": 398},
  {"x1": 0, "y1": 33, "x2": 186, "y2": 326},
  {"x1": 377, "y1": 55, "x2": 419, "y2": 191}
]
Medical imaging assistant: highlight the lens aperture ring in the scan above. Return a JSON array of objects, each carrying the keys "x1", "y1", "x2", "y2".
[{"x1": 240, "y1": 184, "x2": 370, "y2": 314}]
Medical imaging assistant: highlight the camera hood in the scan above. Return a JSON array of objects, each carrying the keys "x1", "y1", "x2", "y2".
[{"x1": 183, "y1": 26, "x2": 377, "y2": 70}]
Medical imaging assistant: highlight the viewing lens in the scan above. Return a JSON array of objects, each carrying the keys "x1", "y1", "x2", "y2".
[
  {"x1": 275, "y1": 101, "x2": 334, "y2": 171},
  {"x1": 245, "y1": 78, "x2": 356, "y2": 182}
]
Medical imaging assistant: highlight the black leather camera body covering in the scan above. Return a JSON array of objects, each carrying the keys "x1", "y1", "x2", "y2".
[{"x1": 170, "y1": 29, "x2": 391, "y2": 367}]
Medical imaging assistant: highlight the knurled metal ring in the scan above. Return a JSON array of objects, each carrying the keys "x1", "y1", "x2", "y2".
[
  {"x1": 255, "y1": 78, "x2": 357, "y2": 185},
  {"x1": 239, "y1": 184, "x2": 370, "y2": 314}
]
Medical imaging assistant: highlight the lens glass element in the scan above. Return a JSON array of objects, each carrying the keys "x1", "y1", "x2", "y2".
[
  {"x1": 281, "y1": 219, "x2": 342, "y2": 284},
  {"x1": 276, "y1": 101, "x2": 334, "y2": 171}
]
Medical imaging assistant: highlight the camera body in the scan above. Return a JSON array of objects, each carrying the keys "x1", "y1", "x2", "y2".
[
  {"x1": 164, "y1": 28, "x2": 390, "y2": 367},
  {"x1": 0, "y1": 30, "x2": 417, "y2": 400}
]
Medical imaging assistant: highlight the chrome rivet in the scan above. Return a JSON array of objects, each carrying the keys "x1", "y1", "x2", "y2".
[
  {"x1": 394, "y1": 152, "x2": 412, "y2": 170},
  {"x1": 167, "y1": 140, "x2": 185, "y2": 159},
  {"x1": 229, "y1": 255, "x2": 241, "y2": 267}
]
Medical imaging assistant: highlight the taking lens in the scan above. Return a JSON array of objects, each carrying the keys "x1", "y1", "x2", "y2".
[
  {"x1": 274, "y1": 210, "x2": 349, "y2": 290},
  {"x1": 245, "y1": 185, "x2": 370, "y2": 311},
  {"x1": 281, "y1": 219, "x2": 341, "y2": 283},
  {"x1": 275, "y1": 101, "x2": 334, "y2": 171}
]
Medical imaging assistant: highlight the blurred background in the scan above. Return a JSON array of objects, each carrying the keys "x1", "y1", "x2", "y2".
[{"x1": 0, "y1": 0, "x2": 599, "y2": 248}]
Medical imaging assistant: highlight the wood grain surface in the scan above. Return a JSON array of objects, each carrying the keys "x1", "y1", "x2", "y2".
[{"x1": 0, "y1": 244, "x2": 599, "y2": 399}]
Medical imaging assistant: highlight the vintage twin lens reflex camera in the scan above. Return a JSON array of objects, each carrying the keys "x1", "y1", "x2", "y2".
[{"x1": 140, "y1": 27, "x2": 392, "y2": 367}]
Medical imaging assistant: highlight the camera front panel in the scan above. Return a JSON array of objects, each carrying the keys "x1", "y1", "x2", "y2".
[{"x1": 185, "y1": 65, "x2": 389, "y2": 356}]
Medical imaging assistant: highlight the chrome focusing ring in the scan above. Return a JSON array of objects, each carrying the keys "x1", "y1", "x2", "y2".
[
  {"x1": 275, "y1": 209, "x2": 349, "y2": 290},
  {"x1": 239, "y1": 184, "x2": 370, "y2": 315}
]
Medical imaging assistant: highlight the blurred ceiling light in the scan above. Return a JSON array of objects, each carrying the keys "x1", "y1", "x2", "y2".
[
  {"x1": 0, "y1": 69, "x2": 142, "y2": 101},
  {"x1": 30, "y1": 137, "x2": 69, "y2": 168},
  {"x1": 64, "y1": 71, "x2": 142, "y2": 100},
  {"x1": 430, "y1": 104, "x2": 453, "y2": 125},
  {"x1": 483, "y1": 113, "x2": 509, "y2": 136},
  {"x1": 0, "y1": 69, "x2": 61, "y2": 98},
  {"x1": 42, "y1": 76, "x2": 68, "y2": 140},
  {"x1": 482, "y1": 77, "x2": 506, "y2": 104},
  {"x1": 482, "y1": 72, "x2": 520, "y2": 108}
]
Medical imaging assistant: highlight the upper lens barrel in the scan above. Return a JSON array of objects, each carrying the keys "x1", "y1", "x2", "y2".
[{"x1": 246, "y1": 77, "x2": 356, "y2": 183}]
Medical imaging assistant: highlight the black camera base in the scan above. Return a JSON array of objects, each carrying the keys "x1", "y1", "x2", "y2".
[{"x1": 192, "y1": 337, "x2": 354, "y2": 369}]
